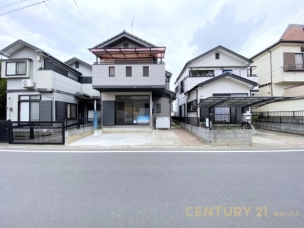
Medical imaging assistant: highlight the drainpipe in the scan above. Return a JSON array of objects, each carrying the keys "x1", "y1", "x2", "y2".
[{"x1": 268, "y1": 49, "x2": 273, "y2": 96}]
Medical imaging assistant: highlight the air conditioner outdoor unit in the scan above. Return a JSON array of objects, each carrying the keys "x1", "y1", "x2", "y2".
[{"x1": 22, "y1": 79, "x2": 33, "y2": 88}]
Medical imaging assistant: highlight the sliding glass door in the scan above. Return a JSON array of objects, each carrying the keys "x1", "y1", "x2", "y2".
[{"x1": 116, "y1": 96, "x2": 150, "y2": 125}]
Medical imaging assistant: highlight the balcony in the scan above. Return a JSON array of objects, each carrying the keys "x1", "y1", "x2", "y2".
[
  {"x1": 94, "y1": 60, "x2": 164, "y2": 65},
  {"x1": 284, "y1": 85, "x2": 304, "y2": 97},
  {"x1": 283, "y1": 64, "x2": 304, "y2": 71}
]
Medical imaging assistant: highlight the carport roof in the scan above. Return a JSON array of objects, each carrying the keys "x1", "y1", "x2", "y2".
[{"x1": 198, "y1": 96, "x2": 293, "y2": 108}]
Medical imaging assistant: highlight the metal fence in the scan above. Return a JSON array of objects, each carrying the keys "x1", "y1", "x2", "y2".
[
  {"x1": 10, "y1": 121, "x2": 65, "y2": 145},
  {"x1": 172, "y1": 113, "x2": 247, "y2": 130},
  {"x1": 64, "y1": 118, "x2": 94, "y2": 130},
  {"x1": 252, "y1": 111, "x2": 304, "y2": 124}
]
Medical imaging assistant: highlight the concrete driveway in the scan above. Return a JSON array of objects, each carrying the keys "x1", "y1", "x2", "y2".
[{"x1": 67, "y1": 128, "x2": 207, "y2": 148}]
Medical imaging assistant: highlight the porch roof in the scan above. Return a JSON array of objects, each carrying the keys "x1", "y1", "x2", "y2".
[
  {"x1": 198, "y1": 96, "x2": 293, "y2": 109},
  {"x1": 89, "y1": 47, "x2": 166, "y2": 59}
]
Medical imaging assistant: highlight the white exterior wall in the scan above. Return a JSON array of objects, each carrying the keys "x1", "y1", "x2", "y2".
[
  {"x1": 252, "y1": 43, "x2": 304, "y2": 111},
  {"x1": 173, "y1": 48, "x2": 254, "y2": 115},
  {"x1": 92, "y1": 64, "x2": 165, "y2": 86},
  {"x1": 69, "y1": 62, "x2": 92, "y2": 76}
]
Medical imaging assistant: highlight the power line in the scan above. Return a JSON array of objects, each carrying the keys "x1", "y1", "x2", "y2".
[
  {"x1": 44, "y1": 1, "x2": 79, "y2": 45},
  {"x1": 0, "y1": 0, "x2": 48, "y2": 17},
  {"x1": 73, "y1": 0, "x2": 97, "y2": 44},
  {"x1": 0, "y1": 0, "x2": 27, "y2": 10},
  {"x1": 226, "y1": 0, "x2": 265, "y2": 40}
]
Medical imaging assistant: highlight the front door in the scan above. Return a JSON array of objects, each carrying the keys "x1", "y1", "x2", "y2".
[{"x1": 116, "y1": 101, "x2": 133, "y2": 125}]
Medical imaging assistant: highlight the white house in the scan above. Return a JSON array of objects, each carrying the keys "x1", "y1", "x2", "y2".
[
  {"x1": 251, "y1": 24, "x2": 304, "y2": 111},
  {"x1": 174, "y1": 45, "x2": 259, "y2": 120},
  {"x1": 89, "y1": 30, "x2": 175, "y2": 127},
  {"x1": 0, "y1": 40, "x2": 99, "y2": 122}
]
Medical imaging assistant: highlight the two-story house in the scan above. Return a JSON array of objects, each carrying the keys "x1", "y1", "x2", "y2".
[
  {"x1": 0, "y1": 40, "x2": 100, "y2": 122},
  {"x1": 89, "y1": 30, "x2": 175, "y2": 127},
  {"x1": 251, "y1": 24, "x2": 304, "y2": 111},
  {"x1": 174, "y1": 46, "x2": 259, "y2": 120}
]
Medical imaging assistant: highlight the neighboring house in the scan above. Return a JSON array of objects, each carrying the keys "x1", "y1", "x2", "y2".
[
  {"x1": 89, "y1": 30, "x2": 175, "y2": 127},
  {"x1": 0, "y1": 39, "x2": 99, "y2": 121},
  {"x1": 174, "y1": 46, "x2": 258, "y2": 119},
  {"x1": 251, "y1": 24, "x2": 304, "y2": 111}
]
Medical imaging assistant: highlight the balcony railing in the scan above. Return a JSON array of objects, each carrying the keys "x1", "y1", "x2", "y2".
[
  {"x1": 94, "y1": 60, "x2": 165, "y2": 65},
  {"x1": 283, "y1": 64, "x2": 304, "y2": 71}
]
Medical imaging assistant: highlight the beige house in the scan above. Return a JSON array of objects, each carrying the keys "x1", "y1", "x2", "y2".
[{"x1": 251, "y1": 24, "x2": 304, "y2": 111}]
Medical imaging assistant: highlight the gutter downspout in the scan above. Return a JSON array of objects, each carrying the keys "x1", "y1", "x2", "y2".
[{"x1": 267, "y1": 49, "x2": 273, "y2": 96}]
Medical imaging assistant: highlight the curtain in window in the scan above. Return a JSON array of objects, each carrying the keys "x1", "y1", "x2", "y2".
[
  {"x1": 7, "y1": 62, "x2": 16, "y2": 75},
  {"x1": 20, "y1": 102, "x2": 30, "y2": 121},
  {"x1": 295, "y1": 54, "x2": 303, "y2": 69}
]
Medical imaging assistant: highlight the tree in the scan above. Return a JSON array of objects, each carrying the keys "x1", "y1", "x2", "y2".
[{"x1": 0, "y1": 60, "x2": 7, "y2": 120}]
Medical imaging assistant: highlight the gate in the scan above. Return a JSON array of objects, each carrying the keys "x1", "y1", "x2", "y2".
[
  {"x1": 10, "y1": 121, "x2": 65, "y2": 145},
  {"x1": 0, "y1": 120, "x2": 9, "y2": 143}
]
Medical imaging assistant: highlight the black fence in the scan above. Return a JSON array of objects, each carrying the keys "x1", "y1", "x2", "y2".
[
  {"x1": 64, "y1": 118, "x2": 93, "y2": 130},
  {"x1": 252, "y1": 111, "x2": 304, "y2": 124},
  {"x1": 172, "y1": 113, "x2": 249, "y2": 130},
  {"x1": 10, "y1": 121, "x2": 65, "y2": 145}
]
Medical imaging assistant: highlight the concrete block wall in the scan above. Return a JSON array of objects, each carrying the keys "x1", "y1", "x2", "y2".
[
  {"x1": 253, "y1": 122, "x2": 304, "y2": 135},
  {"x1": 178, "y1": 122, "x2": 252, "y2": 146},
  {"x1": 65, "y1": 126, "x2": 94, "y2": 145}
]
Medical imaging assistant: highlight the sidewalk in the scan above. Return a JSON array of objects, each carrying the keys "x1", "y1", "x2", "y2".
[{"x1": 0, "y1": 127, "x2": 303, "y2": 150}]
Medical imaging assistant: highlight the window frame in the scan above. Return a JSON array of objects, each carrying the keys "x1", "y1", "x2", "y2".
[
  {"x1": 156, "y1": 103, "x2": 161, "y2": 113},
  {"x1": 143, "y1": 66, "x2": 149, "y2": 77},
  {"x1": 109, "y1": 66, "x2": 115, "y2": 77},
  {"x1": 126, "y1": 66, "x2": 132, "y2": 77},
  {"x1": 75, "y1": 62, "x2": 79, "y2": 68},
  {"x1": 6, "y1": 61, "x2": 27, "y2": 76},
  {"x1": 215, "y1": 53, "x2": 220, "y2": 60}
]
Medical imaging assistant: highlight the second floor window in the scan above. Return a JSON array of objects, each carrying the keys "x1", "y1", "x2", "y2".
[
  {"x1": 283, "y1": 52, "x2": 304, "y2": 70},
  {"x1": 6, "y1": 61, "x2": 26, "y2": 76},
  {"x1": 143, "y1": 66, "x2": 149, "y2": 77},
  {"x1": 215, "y1": 53, "x2": 220, "y2": 59},
  {"x1": 75, "y1": 62, "x2": 79, "y2": 68},
  {"x1": 126, "y1": 66, "x2": 132, "y2": 77},
  {"x1": 109, "y1": 67, "x2": 115, "y2": 77},
  {"x1": 180, "y1": 80, "x2": 184, "y2": 94}
]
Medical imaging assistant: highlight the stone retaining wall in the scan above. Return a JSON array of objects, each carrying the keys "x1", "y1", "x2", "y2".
[
  {"x1": 178, "y1": 122, "x2": 252, "y2": 146},
  {"x1": 65, "y1": 126, "x2": 94, "y2": 145},
  {"x1": 253, "y1": 122, "x2": 304, "y2": 135}
]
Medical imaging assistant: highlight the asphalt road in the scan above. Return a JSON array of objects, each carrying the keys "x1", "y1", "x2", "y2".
[{"x1": 0, "y1": 151, "x2": 303, "y2": 228}]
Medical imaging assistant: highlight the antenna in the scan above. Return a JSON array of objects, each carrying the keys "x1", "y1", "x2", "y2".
[{"x1": 131, "y1": 16, "x2": 135, "y2": 34}]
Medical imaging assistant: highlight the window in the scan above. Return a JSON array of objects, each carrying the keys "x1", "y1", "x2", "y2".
[
  {"x1": 215, "y1": 53, "x2": 220, "y2": 59},
  {"x1": 18, "y1": 95, "x2": 41, "y2": 121},
  {"x1": 190, "y1": 70, "x2": 214, "y2": 77},
  {"x1": 126, "y1": 66, "x2": 132, "y2": 77},
  {"x1": 222, "y1": 69, "x2": 232, "y2": 74},
  {"x1": 143, "y1": 66, "x2": 149, "y2": 77},
  {"x1": 175, "y1": 86, "x2": 179, "y2": 93},
  {"x1": 67, "y1": 104, "x2": 77, "y2": 119},
  {"x1": 283, "y1": 52, "x2": 304, "y2": 71},
  {"x1": 109, "y1": 67, "x2": 115, "y2": 77},
  {"x1": 187, "y1": 100, "x2": 197, "y2": 112},
  {"x1": 180, "y1": 80, "x2": 184, "y2": 94},
  {"x1": 75, "y1": 62, "x2": 79, "y2": 68},
  {"x1": 6, "y1": 61, "x2": 26, "y2": 75},
  {"x1": 156, "y1": 103, "x2": 161, "y2": 113},
  {"x1": 123, "y1": 43, "x2": 129, "y2": 48}
]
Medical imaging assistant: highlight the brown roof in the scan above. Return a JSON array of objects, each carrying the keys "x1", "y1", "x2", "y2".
[{"x1": 280, "y1": 24, "x2": 304, "y2": 41}]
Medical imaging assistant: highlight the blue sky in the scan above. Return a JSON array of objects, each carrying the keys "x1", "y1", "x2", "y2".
[{"x1": 1, "y1": 0, "x2": 304, "y2": 88}]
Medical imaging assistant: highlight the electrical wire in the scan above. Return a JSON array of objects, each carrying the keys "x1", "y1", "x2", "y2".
[
  {"x1": 44, "y1": 1, "x2": 79, "y2": 45},
  {"x1": 0, "y1": 0, "x2": 27, "y2": 10},
  {"x1": 0, "y1": 0, "x2": 48, "y2": 16},
  {"x1": 73, "y1": 0, "x2": 97, "y2": 44}
]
